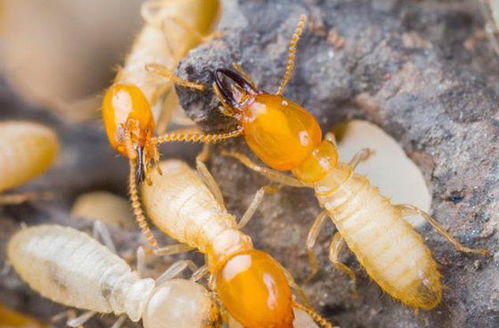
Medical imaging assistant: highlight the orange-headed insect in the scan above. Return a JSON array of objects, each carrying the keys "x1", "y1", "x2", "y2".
[
  {"x1": 141, "y1": 159, "x2": 334, "y2": 328},
  {"x1": 102, "y1": 0, "x2": 242, "y2": 247},
  {"x1": 200, "y1": 15, "x2": 489, "y2": 310}
]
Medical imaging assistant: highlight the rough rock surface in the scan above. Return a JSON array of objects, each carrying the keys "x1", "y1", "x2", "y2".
[
  {"x1": 0, "y1": 0, "x2": 497, "y2": 328},
  {"x1": 176, "y1": 0, "x2": 498, "y2": 327}
]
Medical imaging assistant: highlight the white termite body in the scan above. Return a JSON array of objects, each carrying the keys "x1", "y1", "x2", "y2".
[
  {"x1": 141, "y1": 159, "x2": 334, "y2": 328},
  {"x1": 0, "y1": 121, "x2": 59, "y2": 192},
  {"x1": 8, "y1": 225, "x2": 217, "y2": 328},
  {"x1": 315, "y1": 164, "x2": 441, "y2": 309},
  {"x1": 117, "y1": 0, "x2": 220, "y2": 122},
  {"x1": 141, "y1": 159, "x2": 251, "y2": 269}
]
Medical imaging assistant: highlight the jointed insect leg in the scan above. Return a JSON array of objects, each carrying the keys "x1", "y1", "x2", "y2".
[
  {"x1": 276, "y1": 14, "x2": 307, "y2": 96},
  {"x1": 324, "y1": 132, "x2": 338, "y2": 147},
  {"x1": 222, "y1": 151, "x2": 311, "y2": 188},
  {"x1": 190, "y1": 265, "x2": 209, "y2": 282},
  {"x1": 0, "y1": 192, "x2": 53, "y2": 205},
  {"x1": 396, "y1": 204, "x2": 490, "y2": 256},
  {"x1": 237, "y1": 187, "x2": 269, "y2": 229},
  {"x1": 136, "y1": 246, "x2": 147, "y2": 277},
  {"x1": 280, "y1": 266, "x2": 310, "y2": 307},
  {"x1": 67, "y1": 310, "x2": 96, "y2": 328},
  {"x1": 156, "y1": 259, "x2": 199, "y2": 286},
  {"x1": 196, "y1": 145, "x2": 226, "y2": 207},
  {"x1": 110, "y1": 315, "x2": 127, "y2": 328},
  {"x1": 305, "y1": 210, "x2": 329, "y2": 282},
  {"x1": 329, "y1": 232, "x2": 358, "y2": 298},
  {"x1": 348, "y1": 148, "x2": 374, "y2": 170},
  {"x1": 92, "y1": 221, "x2": 117, "y2": 254},
  {"x1": 153, "y1": 243, "x2": 194, "y2": 256}
]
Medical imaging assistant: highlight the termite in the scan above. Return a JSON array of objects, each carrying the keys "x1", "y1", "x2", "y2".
[
  {"x1": 101, "y1": 0, "x2": 242, "y2": 247},
  {"x1": 198, "y1": 14, "x2": 489, "y2": 310},
  {"x1": 7, "y1": 224, "x2": 221, "y2": 328},
  {"x1": 0, "y1": 121, "x2": 59, "y2": 205},
  {"x1": 141, "y1": 158, "x2": 334, "y2": 328}
]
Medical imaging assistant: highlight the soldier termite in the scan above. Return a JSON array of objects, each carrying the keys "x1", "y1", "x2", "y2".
[
  {"x1": 0, "y1": 121, "x2": 59, "y2": 205},
  {"x1": 101, "y1": 0, "x2": 242, "y2": 247},
  {"x1": 141, "y1": 159, "x2": 334, "y2": 328},
  {"x1": 201, "y1": 14, "x2": 490, "y2": 310},
  {"x1": 7, "y1": 224, "x2": 221, "y2": 328}
]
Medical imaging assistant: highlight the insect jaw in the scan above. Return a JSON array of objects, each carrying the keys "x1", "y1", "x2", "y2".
[
  {"x1": 135, "y1": 145, "x2": 146, "y2": 184},
  {"x1": 213, "y1": 68, "x2": 258, "y2": 111}
]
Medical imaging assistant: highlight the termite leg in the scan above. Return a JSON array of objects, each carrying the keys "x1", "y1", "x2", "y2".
[
  {"x1": 155, "y1": 259, "x2": 199, "y2": 286},
  {"x1": 305, "y1": 210, "x2": 329, "y2": 282},
  {"x1": 281, "y1": 266, "x2": 310, "y2": 307},
  {"x1": 324, "y1": 132, "x2": 338, "y2": 147},
  {"x1": 329, "y1": 232, "x2": 358, "y2": 299},
  {"x1": 137, "y1": 246, "x2": 147, "y2": 277},
  {"x1": 195, "y1": 146, "x2": 225, "y2": 207},
  {"x1": 153, "y1": 243, "x2": 194, "y2": 256},
  {"x1": 222, "y1": 151, "x2": 311, "y2": 188},
  {"x1": 348, "y1": 148, "x2": 374, "y2": 170},
  {"x1": 191, "y1": 265, "x2": 209, "y2": 282},
  {"x1": 0, "y1": 192, "x2": 53, "y2": 205},
  {"x1": 396, "y1": 204, "x2": 490, "y2": 256},
  {"x1": 237, "y1": 187, "x2": 271, "y2": 229},
  {"x1": 110, "y1": 315, "x2": 127, "y2": 328},
  {"x1": 92, "y1": 221, "x2": 117, "y2": 254},
  {"x1": 67, "y1": 310, "x2": 96, "y2": 328},
  {"x1": 276, "y1": 14, "x2": 307, "y2": 96}
]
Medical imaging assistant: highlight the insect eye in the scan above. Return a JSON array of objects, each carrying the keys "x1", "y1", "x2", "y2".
[{"x1": 213, "y1": 68, "x2": 257, "y2": 109}]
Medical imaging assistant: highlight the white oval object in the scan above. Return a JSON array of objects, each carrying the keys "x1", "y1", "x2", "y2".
[{"x1": 0, "y1": 121, "x2": 59, "y2": 192}]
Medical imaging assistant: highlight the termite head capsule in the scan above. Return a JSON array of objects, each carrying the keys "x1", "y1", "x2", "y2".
[
  {"x1": 213, "y1": 69, "x2": 322, "y2": 171},
  {"x1": 102, "y1": 83, "x2": 157, "y2": 182},
  {"x1": 216, "y1": 250, "x2": 294, "y2": 328},
  {"x1": 214, "y1": 68, "x2": 340, "y2": 182}
]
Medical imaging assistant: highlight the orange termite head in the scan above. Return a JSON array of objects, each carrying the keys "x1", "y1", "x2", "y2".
[
  {"x1": 213, "y1": 68, "x2": 324, "y2": 173},
  {"x1": 215, "y1": 249, "x2": 294, "y2": 328},
  {"x1": 102, "y1": 83, "x2": 156, "y2": 183}
]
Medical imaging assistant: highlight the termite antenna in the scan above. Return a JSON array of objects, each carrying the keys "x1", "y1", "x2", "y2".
[
  {"x1": 276, "y1": 14, "x2": 307, "y2": 96},
  {"x1": 146, "y1": 63, "x2": 205, "y2": 91},
  {"x1": 293, "y1": 301, "x2": 336, "y2": 328},
  {"x1": 151, "y1": 127, "x2": 243, "y2": 145},
  {"x1": 125, "y1": 133, "x2": 158, "y2": 248}
]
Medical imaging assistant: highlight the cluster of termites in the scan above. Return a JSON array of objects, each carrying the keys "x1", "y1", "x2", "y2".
[{"x1": 4, "y1": 1, "x2": 491, "y2": 328}]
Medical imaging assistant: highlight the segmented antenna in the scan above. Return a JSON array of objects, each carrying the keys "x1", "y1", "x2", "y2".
[
  {"x1": 125, "y1": 132, "x2": 158, "y2": 248},
  {"x1": 152, "y1": 126, "x2": 243, "y2": 145},
  {"x1": 276, "y1": 14, "x2": 307, "y2": 96}
]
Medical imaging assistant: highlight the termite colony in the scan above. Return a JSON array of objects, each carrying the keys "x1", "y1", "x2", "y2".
[{"x1": 2, "y1": 1, "x2": 492, "y2": 328}]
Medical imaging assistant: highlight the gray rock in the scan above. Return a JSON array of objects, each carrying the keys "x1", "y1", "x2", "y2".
[{"x1": 176, "y1": 0, "x2": 498, "y2": 327}]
